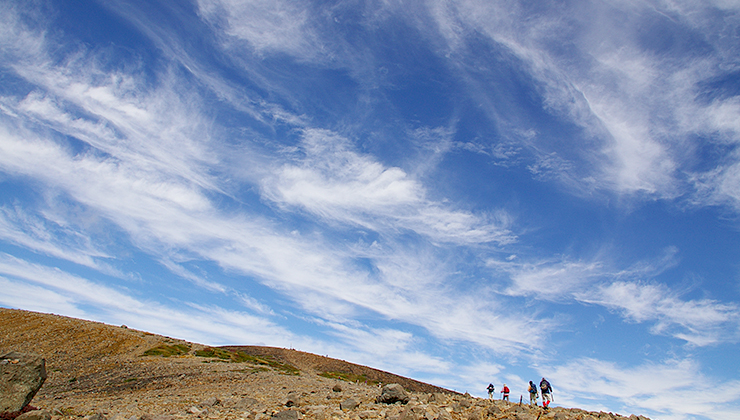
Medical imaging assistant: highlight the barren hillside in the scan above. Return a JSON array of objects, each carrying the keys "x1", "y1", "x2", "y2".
[{"x1": 1, "y1": 308, "x2": 648, "y2": 420}]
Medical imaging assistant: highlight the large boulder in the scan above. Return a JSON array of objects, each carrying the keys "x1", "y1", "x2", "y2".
[
  {"x1": 376, "y1": 384, "x2": 410, "y2": 405},
  {"x1": 0, "y1": 352, "x2": 47, "y2": 413}
]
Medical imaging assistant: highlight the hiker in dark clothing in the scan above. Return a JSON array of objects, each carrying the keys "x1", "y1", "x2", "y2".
[
  {"x1": 540, "y1": 378, "x2": 553, "y2": 407},
  {"x1": 487, "y1": 383, "x2": 495, "y2": 399},
  {"x1": 528, "y1": 381, "x2": 539, "y2": 406}
]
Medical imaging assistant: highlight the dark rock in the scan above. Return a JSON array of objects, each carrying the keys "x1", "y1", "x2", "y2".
[
  {"x1": 340, "y1": 398, "x2": 359, "y2": 410},
  {"x1": 376, "y1": 384, "x2": 410, "y2": 405},
  {"x1": 285, "y1": 392, "x2": 301, "y2": 407},
  {"x1": 332, "y1": 384, "x2": 342, "y2": 392},
  {"x1": 0, "y1": 352, "x2": 47, "y2": 413}
]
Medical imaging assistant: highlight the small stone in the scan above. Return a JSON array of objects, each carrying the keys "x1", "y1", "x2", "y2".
[
  {"x1": 285, "y1": 392, "x2": 300, "y2": 407},
  {"x1": 271, "y1": 410, "x2": 299, "y2": 420},
  {"x1": 340, "y1": 398, "x2": 359, "y2": 411}
]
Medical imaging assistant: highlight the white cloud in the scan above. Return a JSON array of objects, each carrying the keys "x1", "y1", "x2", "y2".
[
  {"x1": 502, "y1": 259, "x2": 605, "y2": 300},
  {"x1": 496, "y1": 249, "x2": 740, "y2": 346},
  {"x1": 0, "y1": 276, "x2": 87, "y2": 318},
  {"x1": 0, "y1": 205, "x2": 112, "y2": 271},
  {"x1": 0, "y1": 18, "x2": 539, "y2": 358},
  {"x1": 548, "y1": 357, "x2": 740, "y2": 420},
  {"x1": 261, "y1": 128, "x2": 516, "y2": 245},
  {"x1": 422, "y1": 0, "x2": 740, "y2": 209},
  {"x1": 0, "y1": 253, "x2": 296, "y2": 347},
  {"x1": 197, "y1": 0, "x2": 324, "y2": 60},
  {"x1": 583, "y1": 281, "x2": 740, "y2": 346}
]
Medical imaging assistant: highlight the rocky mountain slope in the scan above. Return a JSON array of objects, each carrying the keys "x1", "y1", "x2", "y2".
[{"x1": 1, "y1": 308, "x2": 649, "y2": 420}]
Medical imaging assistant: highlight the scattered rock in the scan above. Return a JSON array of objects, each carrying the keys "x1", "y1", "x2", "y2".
[
  {"x1": 187, "y1": 406, "x2": 203, "y2": 415},
  {"x1": 376, "y1": 384, "x2": 410, "y2": 405},
  {"x1": 200, "y1": 397, "x2": 220, "y2": 407},
  {"x1": 340, "y1": 398, "x2": 359, "y2": 410},
  {"x1": 85, "y1": 413, "x2": 107, "y2": 420},
  {"x1": 139, "y1": 415, "x2": 175, "y2": 420},
  {"x1": 332, "y1": 384, "x2": 342, "y2": 392},
  {"x1": 0, "y1": 352, "x2": 47, "y2": 413},
  {"x1": 485, "y1": 405, "x2": 502, "y2": 417},
  {"x1": 229, "y1": 397, "x2": 258, "y2": 410}
]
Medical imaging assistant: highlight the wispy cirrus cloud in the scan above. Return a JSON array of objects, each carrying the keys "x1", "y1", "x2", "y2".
[
  {"x1": 423, "y1": 0, "x2": 740, "y2": 205},
  {"x1": 582, "y1": 281, "x2": 740, "y2": 347},
  {"x1": 0, "y1": 13, "x2": 543, "y2": 360},
  {"x1": 495, "y1": 247, "x2": 739, "y2": 346},
  {"x1": 0, "y1": 205, "x2": 111, "y2": 271},
  {"x1": 548, "y1": 357, "x2": 740, "y2": 420},
  {"x1": 0, "y1": 253, "x2": 302, "y2": 347},
  {"x1": 261, "y1": 128, "x2": 516, "y2": 245},
  {"x1": 196, "y1": 0, "x2": 323, "y2": 60}
]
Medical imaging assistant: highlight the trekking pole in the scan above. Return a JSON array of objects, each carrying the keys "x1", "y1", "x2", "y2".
[{"x1": 519, "y1": 395, "x2": 522, "y2": 405}]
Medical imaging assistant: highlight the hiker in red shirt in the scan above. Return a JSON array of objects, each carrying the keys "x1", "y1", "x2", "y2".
[{"x1": 501, "y1": 384, "x2": 510, "y2": 401}]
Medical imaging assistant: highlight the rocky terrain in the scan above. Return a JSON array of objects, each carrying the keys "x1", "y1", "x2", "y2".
[{"x1": 1, "y1": 308, "x2": 649, "y2": 420}]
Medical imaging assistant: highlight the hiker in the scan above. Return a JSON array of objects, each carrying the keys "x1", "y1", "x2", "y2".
[
  {"x1": 540, "y1": 377, "x2": 553, "y2": 408},
  {"x1": 501, "y1": 383, "x2": 510, "y2": 401},
  {"x1": 528, "y1": 381, "x2": 538, "y2": 406},
  {"x1": 487, "y1": 383, "x2": 495, "y2": 399}
]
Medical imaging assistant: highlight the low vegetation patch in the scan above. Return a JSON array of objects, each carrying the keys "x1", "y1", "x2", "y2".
[
  {"x1": 195, "y1": 347, "x2": 299, "y2": 375},
  {"x1": 319, "y1": 371, "x2": 379, "y2": 385},
  {"x1": 142, "y1": 343, "x2": 190, "y2": 357}
]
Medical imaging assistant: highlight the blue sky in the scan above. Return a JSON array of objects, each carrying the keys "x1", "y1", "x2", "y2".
[{"x1": 1, "y1": 0, "x2": 739, "y2": 418}]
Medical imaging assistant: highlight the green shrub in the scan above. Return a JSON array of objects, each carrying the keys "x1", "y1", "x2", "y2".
[
  {"x1": 194, "y1": 347, "x2": 299, "y2": 375},
  {"x1": 319, "y1": 371, "x2": 378, "y2": 385},
  {"x1": 142, "y1": 343, "x2": 190, "y2": 357}
]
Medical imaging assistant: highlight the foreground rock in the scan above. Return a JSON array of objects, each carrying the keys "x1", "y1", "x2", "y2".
[{"x1": 0, "y1": 352, "x2": 47, "y2": 413}]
